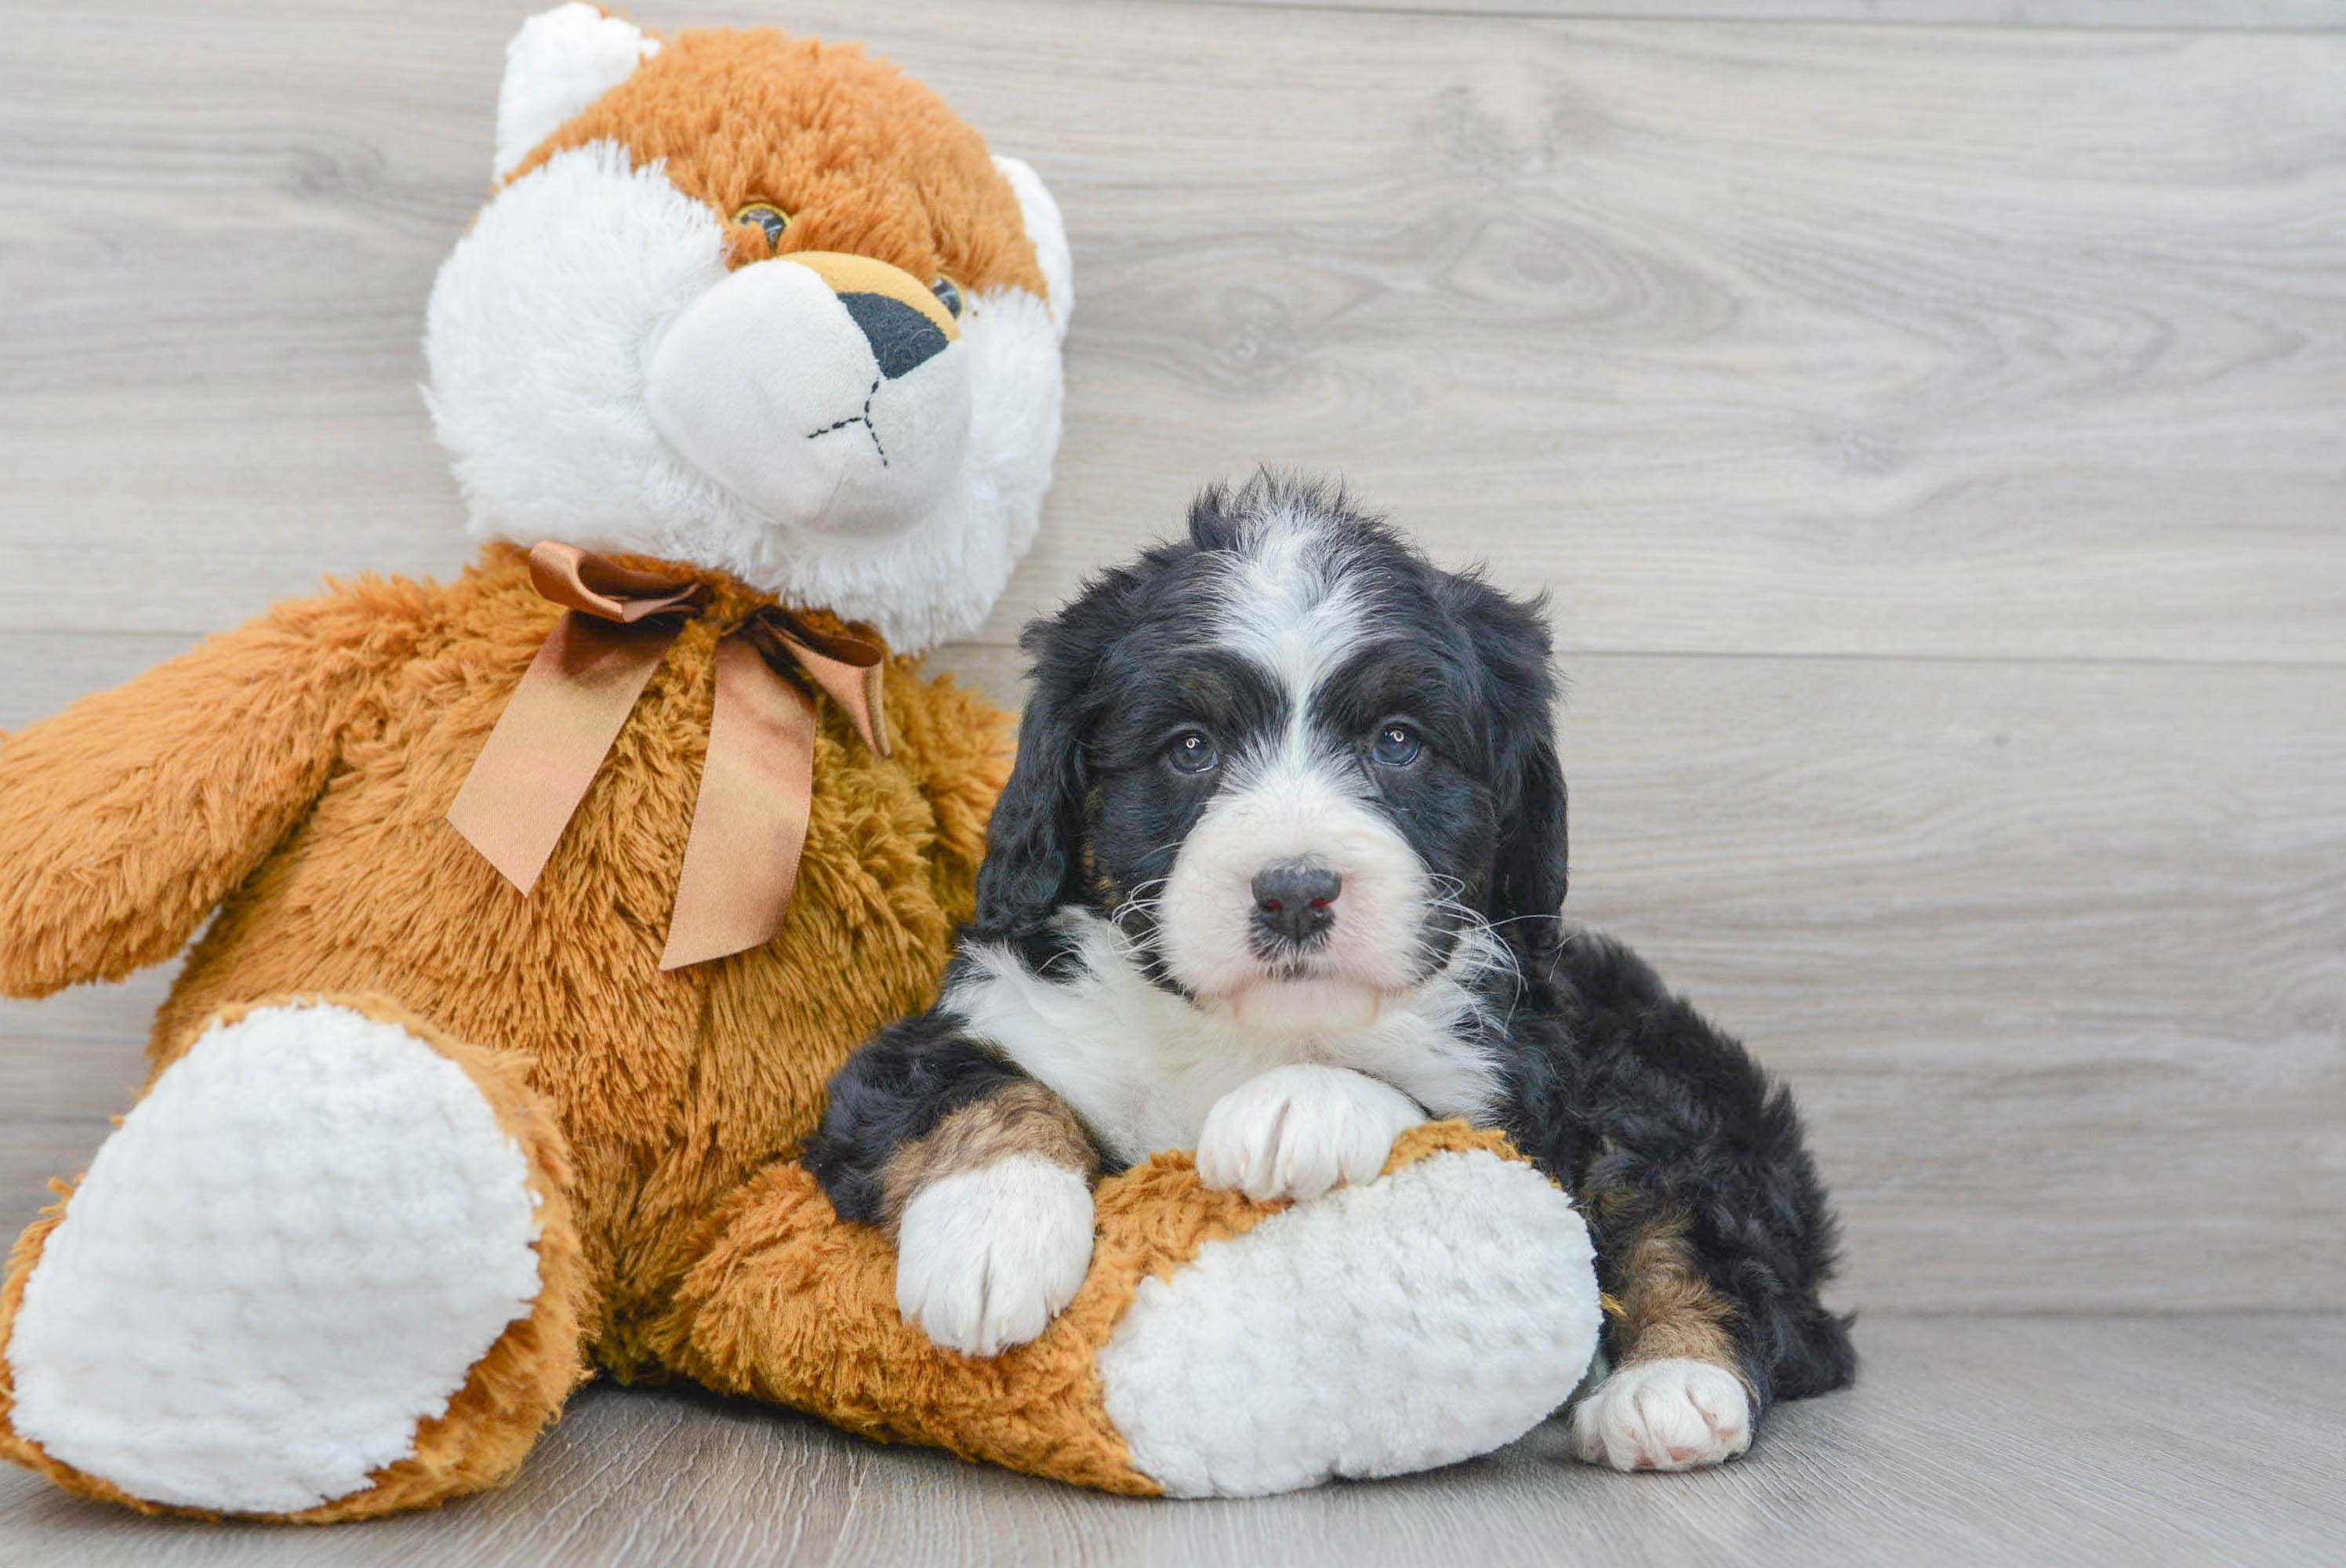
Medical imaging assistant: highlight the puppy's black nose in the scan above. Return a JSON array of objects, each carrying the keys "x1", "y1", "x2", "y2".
[
  {"x1": 836, "y1": 291, "x2": 950, "y2": 379},
  {"x1": 1251, "y1": 864, "x2": 1342, "y2": 947}
]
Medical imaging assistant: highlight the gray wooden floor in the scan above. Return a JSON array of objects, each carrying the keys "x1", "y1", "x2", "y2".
[
  {"x1": 3, "y1": 1316, "x2": 2343, "y2": 1567},
  {"x1": 2, "y1": 0, "x2": 2342, "y2": 1561}
]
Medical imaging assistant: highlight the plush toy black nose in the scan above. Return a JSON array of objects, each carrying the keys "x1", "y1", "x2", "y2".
[
  {"x1": 836, "y1": 291, "x2": 950, "y2": 379},
  {"x1": 1251, "y1": 864, "x2": 1342, "y2": 947}
]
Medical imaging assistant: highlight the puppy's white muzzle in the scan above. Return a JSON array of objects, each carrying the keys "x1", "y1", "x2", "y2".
[
  {"x1": 1159, "y1": 755, "x2": 1430, "y2": 1016},
  {"x1": 645, "y1": 253, "x2": 971, "y2": 539}
]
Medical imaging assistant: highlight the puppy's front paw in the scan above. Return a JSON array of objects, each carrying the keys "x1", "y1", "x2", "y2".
[
  {"x1": 1195, "y1": 1064, "x2": 1423, "y2": 1203},
  {"x1": 1568, "y1": 1358, "x2": 1752, "y2": 1472},
  {"x1": 895, "y1": 1157, "x2": 1095, "y2": 1357}
]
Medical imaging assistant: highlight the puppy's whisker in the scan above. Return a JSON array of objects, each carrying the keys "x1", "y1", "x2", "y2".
[{"x1": 1108, "y1": 876, "x2": 1171, "y2": 930}]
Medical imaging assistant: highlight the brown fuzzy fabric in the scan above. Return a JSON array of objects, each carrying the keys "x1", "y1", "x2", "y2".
[
  {"x1": 0, "y1": 24, "x2": 1540, "y2": 1508},
  {"x1": 0, "y1": 544, "x2": 1010, "y2": 1515},
  {"x1": 507, "y1": 24, "x2": 1048, "y2": 301}
]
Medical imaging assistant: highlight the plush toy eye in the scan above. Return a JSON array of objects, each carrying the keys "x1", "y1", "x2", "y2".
[
  {"x1": 1167, "y1": 730, "x2": 1220, "y2": 775},
  {"x1": 1370, "y1": 722, "x2": 1422, "y2": 767},
  {"x1": 733, "y1": 202, "x2": 790, "y2": 246},
  {"x1": 931, "y1": 275, "x2": 965, "y2": 319}
]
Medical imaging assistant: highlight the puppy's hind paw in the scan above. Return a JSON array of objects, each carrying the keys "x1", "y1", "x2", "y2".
[
  {"x1": 1568, "y1": 1358, "x2": 1752, "y2": 1472},
  {"x1": 895, "y1": 1156, "x2": 1095, "y2": 1358}
]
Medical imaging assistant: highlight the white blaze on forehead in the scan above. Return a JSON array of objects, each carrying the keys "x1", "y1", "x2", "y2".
[
  {"x1": 1213, "y1": 504, "x2": 1370, "y2": 725},
  {"x1": 1154, "y1": 505, "x2": 1433, "y2": 1004}
]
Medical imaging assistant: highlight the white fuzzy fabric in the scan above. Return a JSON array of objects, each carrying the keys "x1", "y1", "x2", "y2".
[
  {"x1": 1568, "y1": 1358, "x2": 1754, "y2": 1472},
  {"x1": 423, "y1": 139, "x2": 1067, "y2": 652},
  {"x1": 894, "y1": 1156, "x2": 1095, "y2": 1358},
  {"x1": 1099, "y1": 1146, "x2": 1600, "y2": 1497},
  {"x1": 4, "y1": 1002, "x2": 544, "y2": 1515},
  {"x1": 493, "y1": 3, "x2": 658, "y2": 180},
  {"x1": 993, "y1": 154, "x2": 1073, "y2": 336},
  {"x1": 644, "y1": 255, "x2": 972, "y2": 539}
]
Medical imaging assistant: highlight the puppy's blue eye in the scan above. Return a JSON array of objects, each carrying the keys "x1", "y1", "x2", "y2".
[
  {"x1": 1168, "y1": 731, "x2": 1219, "y2": 774},
  {"x1": 1371, "y1": 723, "x2": 1422, "y2": 767}
]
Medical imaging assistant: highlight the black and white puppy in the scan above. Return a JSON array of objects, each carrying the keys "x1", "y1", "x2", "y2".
[{"x1": 804, "y1": 476, "x2": 1856, "y2": 1471}]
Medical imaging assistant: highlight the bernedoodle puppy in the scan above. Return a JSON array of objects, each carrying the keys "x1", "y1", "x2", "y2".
[{"x1": 804, "y1": 475, "x2": 1857, "y2": 1471}]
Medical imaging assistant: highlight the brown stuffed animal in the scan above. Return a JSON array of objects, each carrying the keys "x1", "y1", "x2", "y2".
[{"x1": 0, "y1": 6, "x2": 1596, "y2": 1518}]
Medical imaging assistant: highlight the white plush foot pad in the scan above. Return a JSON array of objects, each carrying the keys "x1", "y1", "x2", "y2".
[
  {"x1": 1568, "y1": 1358, "x2": 1753, "y2": 1472},
  {"x1": 5, "y1": 1002, "x2": 544, "y2": 1514},
  {"x1": 1097, "y1": 1147, "x2": 1600, "y2": 1497}
]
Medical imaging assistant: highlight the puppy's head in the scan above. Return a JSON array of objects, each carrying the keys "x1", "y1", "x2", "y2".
[{"x1": 975, "y1": 475, "x2": 1568, "y2": 1030}]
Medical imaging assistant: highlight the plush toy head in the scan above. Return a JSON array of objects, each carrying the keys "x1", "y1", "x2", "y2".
[{"x1": 424, "y1": 3, "x2": 1071, "y2": 650}]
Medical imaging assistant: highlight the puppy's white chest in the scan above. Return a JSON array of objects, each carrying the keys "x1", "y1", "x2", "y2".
[{"x1": 945, "y1": 920, "x2": 1504, "y2": 1167}]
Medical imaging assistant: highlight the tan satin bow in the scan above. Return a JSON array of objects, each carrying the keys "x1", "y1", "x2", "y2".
[{"x1": 447, "y1": 542, "x2": 890, "y2": 971}]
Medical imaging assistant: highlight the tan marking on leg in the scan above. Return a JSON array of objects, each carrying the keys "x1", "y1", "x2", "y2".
[
  {"x1": 1612, "y1": 1215, "x2": 1752, "y2": 1392},
  {"x1": 877, "y1": 1080, "x2": 1097, "y2": 1236}
]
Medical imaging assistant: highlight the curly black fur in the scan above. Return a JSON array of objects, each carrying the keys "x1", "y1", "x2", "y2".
[{"x1": 1499, "y1": 931, "x2": 1858, "y2": 1406}]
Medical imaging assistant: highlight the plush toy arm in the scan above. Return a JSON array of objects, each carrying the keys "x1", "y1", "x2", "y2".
[
  {"x1": 666, "y1": 1123, "x2": 1600, "y2": 1498},
  {"x1": 0, "y1": 584, "x2": 420, "y2": 997}
]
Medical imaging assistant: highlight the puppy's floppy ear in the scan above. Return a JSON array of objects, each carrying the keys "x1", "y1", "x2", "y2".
[
  {"x1": 1451, "y1": 574, "x2": 1570, "y2": 942},
  {"x1": 971, "y1": 624, "x2": 1091, "y2": 941},
  {"x1": 1498, "y1": 713, "x2": 1570, "y2": 933}
]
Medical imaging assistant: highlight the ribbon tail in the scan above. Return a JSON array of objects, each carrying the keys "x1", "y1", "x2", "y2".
[
  {"x1": 448, "y1": 612, "x2": 674, "y2": 895},
  {"x1": 660, "y1": 637, "x2": 819, "y2": 971},
  {"x1": 766, "y1": 624, "x2": 892, "y2": 757}
]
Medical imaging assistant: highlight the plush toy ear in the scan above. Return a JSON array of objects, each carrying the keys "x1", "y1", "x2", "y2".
[
  {"x1": 992, "y1": 155, "x2": 1074, "y2": 340},
  {"x1": 970, "y1": 678, "x2": 1089, "y2": 942},
  {"x1": 493, "y1": 3, "x2": 660, "y2": 180},
  {"x1": 1451, "y1": 575, "x2": 1570, "y2": 946}
]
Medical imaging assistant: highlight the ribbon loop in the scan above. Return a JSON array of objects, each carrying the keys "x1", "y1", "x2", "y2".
[
  {"x1": 744, "y1": 612, "x2": 892, "y2": 757},
  {"x1": 448, "y1": 544, "x2": 891, "y2": 969},
  {"x1": 526, "y1": 539, "x2": 705, "y2": 622}
]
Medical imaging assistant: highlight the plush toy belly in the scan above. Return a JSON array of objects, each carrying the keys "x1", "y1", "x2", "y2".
[{"x1": 130, "y1": 554, "x2": 975, "y2": 1343}]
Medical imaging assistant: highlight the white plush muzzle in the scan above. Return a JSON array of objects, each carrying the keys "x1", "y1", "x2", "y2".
[{"x1": 644, "y1": 256, "x2": 970, "y2": 539}]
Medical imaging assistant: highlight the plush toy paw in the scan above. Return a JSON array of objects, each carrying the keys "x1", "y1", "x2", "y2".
[
  {"x1": 895, "y1": 1156, "x2": 1095, "y2": 1357},
  {"x1": 0, "y1": 998, "x2": 576, "y2": 1519},
  {"x1": 1195, "y1": 1063, "x2": 1424, "y2": 1203},
  {"x1": 1567, "y1": 1358, "x2": 1753, "y2": 1472},
  {"x1": 1100, "y1": 1131, "x2": 1601, "y2": 1496}
]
